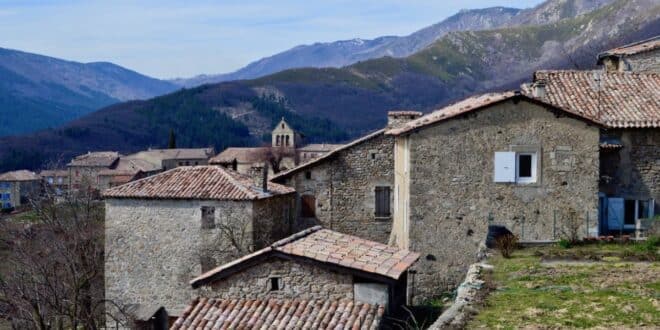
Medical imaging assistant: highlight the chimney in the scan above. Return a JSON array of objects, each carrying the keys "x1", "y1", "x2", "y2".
[
  {"x1": 250, "y1": 163, "x2": 269, "y2": 193},
  {"x1": 387, "y1": 111, "x2": 423, "y2": 129},
  {"x1": 532, "y1": 79, "x2": 546, "y2": 99}
]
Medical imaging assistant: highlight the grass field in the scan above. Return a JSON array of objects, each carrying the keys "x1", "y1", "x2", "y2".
[{"x1": 469, "y1": 242, "x2": 659, "y2": 329}]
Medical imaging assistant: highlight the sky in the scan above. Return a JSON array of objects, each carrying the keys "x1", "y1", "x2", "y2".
[{"x1": 0, "y1": 0, "x2": 545, "y2": 79}]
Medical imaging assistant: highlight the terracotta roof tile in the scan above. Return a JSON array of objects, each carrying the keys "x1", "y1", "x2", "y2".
[
  {"x1": 102, "y1": 166, "x2": 294, "y2": 200},
  {"x1": 67, "y1": 151, "x2": 120, "y2": 167},
  {"x1": 209, "y1": 147, "x2": 270, "y2": 164},
  {"x1": 191, "y1": 226, "x2": 419, "y2": 287},
  {"x1": 528, "y1": 70, "x2": 660, "y2": 128},
  {"x1": 0, "y1": 170, "x2": 40, "y2": 182},
  {"x1": 171, "y1": 298, "x2": 384, "y2": 330},
  {"x1": 598, "y1": 36, "x2": 660, "y2": 59},
  {"x1": 386, "y1": 92, "x2": 517, "y2": 135}
]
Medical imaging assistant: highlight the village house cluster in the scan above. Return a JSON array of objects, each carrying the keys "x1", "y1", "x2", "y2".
[{"x1": 2, "y1": 37, "x2": 658, "y2": 329}]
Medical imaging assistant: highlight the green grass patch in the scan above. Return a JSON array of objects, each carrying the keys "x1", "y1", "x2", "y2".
[{"x1": 470, "y1": 245, "x2": 660, "y2": 328}]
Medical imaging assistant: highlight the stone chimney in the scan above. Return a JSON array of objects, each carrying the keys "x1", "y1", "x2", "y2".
[
  {"x1": 250, "y1": 163, "x2": 269, "y2": 193},
  {"x1": 532, "y1": 79, "x2": 547, "y2": 99},
  {"x1": 387, "y1": 111, "x2": 423, "y2": 129}
]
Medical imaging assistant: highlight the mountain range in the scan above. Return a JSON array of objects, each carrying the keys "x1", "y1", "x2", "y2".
[
  {"x1": 0, "y1": 48, "x2": 179, "y2": 136},
  {"x1": 0, "y1": 0, "x2": 659, "y2": 172},
  {"x1": 170, "y1": 0, "x2": 613, "y2": 87}
]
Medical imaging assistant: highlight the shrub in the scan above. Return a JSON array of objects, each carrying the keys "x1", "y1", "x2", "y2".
[
  {"x1": 558, "y1": 239, "x2": 572, "y2": 249},
  {"x1": 495, "y1": 234, "x2": 519, "y2": 258},
  {"x1": 634, "y1": 235, "x2": 659, "y2": 254}
]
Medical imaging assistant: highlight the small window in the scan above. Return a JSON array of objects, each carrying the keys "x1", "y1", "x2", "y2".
[
  {"x1": 269, "y1": 277, "x2": 282, "y2": 291},
  {"x1": 375, "y1": 186, "x2": 391, "y2": 218},
  {"x1": 194, "y1": 162, "x2": 198, "y2": 165},
  {"x1": 276, "y1": 135, "x2": 281, "y2": 146},
  {"x1": 57, "y1": 177, "x2": 63, "y2": 184},
  {"x1": 305, "y1": 171, "x2": 312, "y2": 180},
  {"x1": 516, "y1": 153, "x2": 536, "y2": 183},
  {"x1": 201, "y1": 206, "x2": 215, "y2": 229},
  {"x1": 1, "y1": 193, "x2": 10, "y2": 201},
  {"x1": 47, "y1": 177, "x2": 54, "y2": 184},
  {"x1": 300, "y1": 195, "x2": 316, "y2": 218},
  {"x1": 370, "y1": 152, "x2": 376, "y2": 160},
  {"x1": 285, "y1": 135, "x2": 290, "y2": 146}
]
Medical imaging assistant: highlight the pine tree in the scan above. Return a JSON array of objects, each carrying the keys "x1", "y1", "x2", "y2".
[{"x1": 168, "y1": 129, "x2": 176, "y2": 149}]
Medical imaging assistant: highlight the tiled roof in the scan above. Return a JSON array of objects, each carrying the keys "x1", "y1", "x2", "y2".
[
  {"x1": 388, "y1": 110, "x2": 424, "y2": 116},
  {"x1": 271, "y1": 129, "x2": 385, "y2": 181},
  {"x1": 386, "y1": 92, "x2": 517, "y2": 136},
  {"x1": 172, "y1": 298, "x2": 383, "y2": 330},
  {"x1": 67, "y1": 151, "x2": 120, "y2": 167},
  {"x1": 191, "y1": 226, "x2": 419, "y2": 287},
  {"x1": 209, "y1": 147, "x2": 270, "y2": 164},
  {"x1": 296, "y1": 144, "x2": 344, "y2": 152},
  {"x1": 39, "y1": 170, "x2": 68, "y2": 177},
  {"x1": 97, "y1": 158, "x2": 160, "y2": 176},
  {"x1": 0, "y1": 170, "x2": 40, "y2": 182},
  {"x1": 598, "y1": 36, "x2": 660, "y2": 60},
  {"x1": 102, "y1": 166, "x2": 294, "y2": 200},
  {"x1": 528, "y1": 70, "x2": 660, "y2": 128},
  {"x1": 128, "y1": 148, "x2": 214, "y2": 166}
]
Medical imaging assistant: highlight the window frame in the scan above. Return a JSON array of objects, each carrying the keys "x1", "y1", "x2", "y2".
[
  {"x1": 515, "y1": 152, "x2": 537, "y2": 184},
  {"x1": 200, "y1": 206, "x2": 216, "y2": 229}
]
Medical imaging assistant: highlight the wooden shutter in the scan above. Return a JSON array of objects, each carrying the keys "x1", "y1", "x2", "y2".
[
  {"x1": 301, "y1": 195, "x2": 316, "y2": 218},
  {"x1": 375, "y1": 186, "x2": 391, "y2": 217},
  {"x1": 494, "y1": 152, "x2": 516, "y2": 182},
  {"x1": 607, "y1": 197, "x2": 624, "y2": 230}
]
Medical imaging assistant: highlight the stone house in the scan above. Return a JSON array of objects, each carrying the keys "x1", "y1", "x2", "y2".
[
  {"x1": 190, "y1": 226, "x2": 419, "y2": 311},
  {"x1": 39, "y1": 170, "x2": 69, "y2": 196},
  {"x1": 67, "y1": 151, "x2": 121, "y2": 193},
  {"x1": 210, "y1": 118, "x2": 342, "y2": 175},
  {"x1": 270, "y1": 111, "x2": 421, "y2": 244},
  {"x1": 102, "y1": 165, "x2": 295, "y2": 324},
  {"x1": 97, "y1": 158, "x2": 161, "y2": 191},
  {"x1": 0, "y1": 170, "x2": 41, "y2": 209},
  {"x1": 597, "y1": 36, "x2": 659, "y2": 73},
  {"x1": 387, "y1": 92, "x2": 604, "y2": 301},
  {"x1": 127, "y1": 147, "x2": 215, "y2": 171},
  {"x1": 526, "y1": 70, "x2": 659, "y2": 236}
]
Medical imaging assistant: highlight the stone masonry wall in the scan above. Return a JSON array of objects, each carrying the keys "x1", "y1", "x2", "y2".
[
  {"x1": 276, "y1": 133, "x2": 394, "y2": 243},
  {"x1": 600, "y1": 128, "x2": 660, "y2": 205},
  {"x1": 623, "y1": 50, "x2": 660, "y2": 73},
  {"x1": 105, "y1": 198, "x2": 254, "y2": 321},
  {"x1": 406, "y1": 99, "x2": 599, "y2": 302},
  {"x1": 252, "y1": 194, "x2": 296, "y2": 247},
  {"x1": 200, "y1": 258, "x2": 353, "y2": 300}
]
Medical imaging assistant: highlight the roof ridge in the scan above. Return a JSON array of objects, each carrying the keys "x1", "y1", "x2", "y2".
[
  {"x1": 215, "y1": 166, "x2": 258, "y2": 199},
  {"x1": 271, "y1": 225, "x2": 323, "y2": 248}
]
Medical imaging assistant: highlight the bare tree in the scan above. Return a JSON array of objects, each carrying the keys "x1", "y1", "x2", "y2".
[
  {"x1": 0, "y1": 181, "x2": 127, "y2": 329},
  {"x1": 256, "y1": 145, "x2": 296, "y2": 174}
]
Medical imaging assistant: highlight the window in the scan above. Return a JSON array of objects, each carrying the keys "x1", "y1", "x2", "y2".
[
  {"x1": 58, "y1": 177, "x2": 63, "y2": 184},
  {"x1": 276, "y1": 135, "x2": 281, "y2": 146},
  {"x1": 201, "y1": 206, "x2": 215, "y2": 229},
  {"x1": 285, "y1": 135, "x2": 290, "y2": 146},
  {"x1": 1, "y1": 193, "x2": 9, "y2": 201},
  {"x1": 2, "y1": 202, "x2": 11, "y2": 209},
  {"x1": 47, "y1": 177, "x2": 54, "y2": 184},
  {"x1": 300, "y1": 195, "x2": 316, "y2": 217},
  {"x1": 375, "y1": 186, "x2": 391, "y2": 218},
  {"x1": 269, "y1": 277, "x2": 282, "y2": 291},
  {"x1": 305, "y1": 171, "x2": 312, "y2": 180},
  {"x1": 494, "y1": 151, "x2": 538, "y2": 184}
]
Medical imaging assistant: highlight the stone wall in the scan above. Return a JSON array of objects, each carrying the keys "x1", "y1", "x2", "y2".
[
  {"x1": 403, "y1": 99, "x2": 599, "y2": 301},
  {"x1": 200, "y1": 258, "x2": 353, "y2": 301},
  {"x1": 105, "y1": 193, "x2": 295, "y2": 325},
  {"x1": 600, "y1": 128, "x2": 660, "y2": 208},
  {"x1": 275, "y1": 132, "x2": 395, "y2": 243},
  {"x1": 622, "y1": 50, "x2": 660, "y2": 73}
]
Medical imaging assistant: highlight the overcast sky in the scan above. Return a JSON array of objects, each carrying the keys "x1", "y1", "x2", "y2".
[{"x1": 0, "y1": 0, "x2": 544, "y2": 79}]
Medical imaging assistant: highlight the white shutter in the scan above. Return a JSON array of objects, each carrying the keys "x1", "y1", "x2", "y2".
[
  {"x1": 607, "y1": 197, "x2": 624, "y2": 230},
  {"x1": 494, "y1": 152, "x2": 516, "y2": 182}
]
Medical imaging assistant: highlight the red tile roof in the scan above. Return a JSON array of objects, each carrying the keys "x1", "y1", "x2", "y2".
[
  {"x1": 102, "y1": 166, "x2": 294, "y2": 200},
  {"x1": 528, "y1": 70, "x2": 660, "y2": 128},
  {"x1": 0, "y1": 170, "x2": 40, "y2": 182},
  {"x1": 171, "y1": 298, "x2": 384, "y2": 330},
  {"x1": 191, "y1": 226, "x2": 419, "y2": 288},
  {"x1": 386, "y1": 92, "x2": 517, "y2": 135},
  {"x1": 209, "y1": 147, "x2": 270, "y2": 164},
  {"x1": 67, "y1": 151, "x2": 120, "y2": 167},
  {"x1": 598, "y1": 36, "x2": 660, "y2": 60}
]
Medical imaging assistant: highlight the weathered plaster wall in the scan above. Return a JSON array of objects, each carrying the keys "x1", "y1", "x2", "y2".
[
  {"x1": 404, "y1": 99, "x2": 599, "y2": 301},
  {"x1": 200, "y1": 258, "x2": 354, "y2": 300},
  {"x1": 600, "y1": 128, "x2": 660, "y2": 203},
  {"x1": 276, "y1": 133, "x2": 395, "y2": 243}
]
